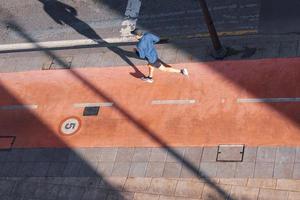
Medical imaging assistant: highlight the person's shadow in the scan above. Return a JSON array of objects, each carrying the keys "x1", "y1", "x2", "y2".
[{"x1": 37, "y1": 0, "x2": 144, "y2": 78}]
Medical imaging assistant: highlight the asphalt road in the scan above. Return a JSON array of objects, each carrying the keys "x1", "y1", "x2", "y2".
[
  {"x1": 1, "y1": 0, "x2": 300, "y2": 45},
  {"x1": 0, "y1": 0, "x2": 260, "y2": 44}
]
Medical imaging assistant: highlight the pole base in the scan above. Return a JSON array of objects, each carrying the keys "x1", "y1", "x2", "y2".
[{"x1": 211, "y1": 47, "x2": 228, "y2": 60}]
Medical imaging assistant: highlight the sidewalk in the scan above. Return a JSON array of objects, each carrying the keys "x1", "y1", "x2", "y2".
[
  {"x1": 0, "y1": 33, "x2": 299, "y2": 200},
  {"x1": 0, "y1": 33, "x2": 300, "y2": 73}
]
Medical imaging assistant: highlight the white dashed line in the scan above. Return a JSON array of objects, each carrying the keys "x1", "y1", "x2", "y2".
[
  {"x1": 0, "y1": 104, "x2": 38, "y2": 110},
  {"x1": 73, "y1": 102, "x2": 114, "y2": 108},
  {"x1": 151, "y1": 100, "x2": 197, "y2": 105},
  {"x1": 237, "y1": 98, "x2": 300, "y2": 103}
]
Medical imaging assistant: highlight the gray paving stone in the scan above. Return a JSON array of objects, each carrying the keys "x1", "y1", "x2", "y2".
[
  {"x1": 129, "y1": 162, "x2": 147, "y2": 177},
  {"x1": 13, "y1": 180, "x2": 39, "y2": 198},
  {"x1": 166, "y1": 147, "x2": 186, "y2": 163},
  {"x1": 235, "y1": 162, "x2": 255, "y2": 178},
  {"x1": 189, "y1": 47, "x2": 209, "y2": 61},
  {"x1": 97, "y1": 162, "x2": 114, "y2": 177},
  {"x1": 35, "y1": 148, "x2": 69, "y2": 162},
  {"x1": 132, "y1": 148, "x2": 151, "y2": 162},
  {"x1": 262, "y1": 42, "x2": 280, "y2": 58},
  {"x1": 82, "y1": 148, "x2": 102, "y2": 162},
  {"x1": 5, "y1": 149, "x2": 24, "y2": 162},
  {"x1": 111, "y1": 162, "x2": 131, "y2": 177},
  {"x1": 273, "y1": 163, "x2": 294, "y2": 179},
  {"x1": 183, "y1": 147, "x2": 203, "y2": 167},
  {"x1": 295, "y1": 148, "x2": 300, "y2": 162},
  {"x1": 199, "y1": 162, "x2": 218, "y2": 177},
  {"x1": 293, "y1": 163, "x2": 300, "y2": 179},
  {"x1": 150, "y1": 148, "x2": 167, "y2": 162},
  {"x1": 256, "y1": 147, "x2": 276, "y2": 163},
  {"x1": 297, "y1": 40, "x2": 300, "y2": 56},
  {"x1": 116, "y1": 148, "x2": 134, "y2": 162},
  {"x1": 78, "y1": 162, "x2": 98, "y2": 177},
  {"x1": 175, "y1": 50, "x2": 192, "y2": 63},
  {"x1": 201, "y1": 147, "x2": 218, "y2": 162},
  {"x1": 254, "y1": 162, "x2": 275, "y2": 178},
  {"x1": 242, "y1": 147, "x2": 257, "y2": 162},
  {"x1": 57, "y1": 185, "x2": 85, "y2": 200},
  {"x1": 100, "y1": 51, "x2": 119, "y2": 67},
  {"x1": 70, "y1": 53, "x2": 89, "y2": 68},
  {"x1": 0, "y1": 180, "x2": 15, "y2": 195},
  {"x1": 106, "y1": 191, "x2": 134, "y2": 200},
  {"x1": 163, "y1": 162, "x2": 182, "y2": 178},
  {"x1": 180, "y1": 166, "x2": 198, "y2": 178},
  {"x1": 34, "y1": 183, "x2": 60, "y2": 199},
  {"x1": 1, "y1": 195, "x2": 22, "y2": 200},
  {"x1": 63, "y1": 162, "x2": 81, "y2": 177},
  {"x1": 63, "y1": 177, "x2": 100, "y2": 187},
  {"x1": 0, "y1": 162, "x2": 20, "y2": 177},
  {"x1": 216, "y1": 162, "x2": 237, "y2": 178},
  {"x1": 17, "y1": 162, "x2": 49, "y2": 177},
  {"x1": 160, "y1": 47, "x2": 178, "y2": 64},
  {"x1": 275, "y1": 147, "x2": 296, "y2": 163},
  {"x1": 258, "y1": 188, "x2": 288, "y2": 200},
  {"x1": 100, "y1": 148, "x2": 118, "y2": 162},
  {"x1": 47, "y1": 162, "x2": 66, "y2": 177},
  {"x1": 84, "y1": 53, "x2": 102, "y2": 68},
  {"x1": 68, "y1": 148, "x2": 85, "y2": 162},
  {"x1": 14, "y1": 56, "x2": 46, "y2": 72},
  {"x1": 81, "y1": 188, "x2": 108, "y2": 200},
  {"x1": 279, "y1": 41, "x2": 298, "y2": 57},
  {"x1": 145, "y1": 162, "x2": 165, "y2": 178}
]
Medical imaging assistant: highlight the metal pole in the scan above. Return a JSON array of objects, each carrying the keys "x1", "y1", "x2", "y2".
[{"x1": 198, "y1": 0, "x2": 227, "y2": 58}]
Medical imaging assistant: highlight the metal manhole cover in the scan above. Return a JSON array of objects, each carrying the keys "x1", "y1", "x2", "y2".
[{"x1": 217, "y1": 144, "x2": 245, "y2": 162}]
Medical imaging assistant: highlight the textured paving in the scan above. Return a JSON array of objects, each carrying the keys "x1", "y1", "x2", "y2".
[{"x1": 0, "y1": 33, "x2": 299, "y2": 199}]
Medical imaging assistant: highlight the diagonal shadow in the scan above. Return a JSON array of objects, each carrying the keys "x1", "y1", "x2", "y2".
[
  {"x1": 0, "y1": 60, "x2": 125, "y2": 199},
  {"x1": 91, "y1": 0, "x2": 300, "y2": 127},
  {"x1": 3, "y1": 18, "x2": 236, "y2": 200},
  {"x1": 37, "y1": 0, "x2": 144, "y2": 79}
]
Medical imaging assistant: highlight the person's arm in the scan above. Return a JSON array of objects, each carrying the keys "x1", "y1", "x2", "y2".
[
  {"x1": 136, "y1": 43, "x2": 146, "y2": 59},
  {"x1": 151, "y1": 33, "x2": 160, "y2": 44}
]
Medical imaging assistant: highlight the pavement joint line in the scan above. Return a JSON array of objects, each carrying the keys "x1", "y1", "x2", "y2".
[
  {"x1": 0, "y1": 104, "x2": 38, "y2": 110},
  {"x1": 237, "y1": 98, "x2": 300, "y2": 103},
  {"x1": 73, "y1": 102, "x2": 114, "y2": 108},
  {"x1": 0, "y1": 29, "x2": 256, "y2": 52},
  {"x1": 151, "y1": 99, "x2": 197, "y2": 105}
]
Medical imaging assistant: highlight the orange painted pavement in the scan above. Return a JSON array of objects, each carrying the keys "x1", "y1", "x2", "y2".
[{"x1": 0, "y1": 58, "x2": 299, "y2": 148}]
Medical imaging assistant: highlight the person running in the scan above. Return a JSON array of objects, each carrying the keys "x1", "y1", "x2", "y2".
[{"x1": 131, "y1": 29, "x2": 189, "y2": 83}]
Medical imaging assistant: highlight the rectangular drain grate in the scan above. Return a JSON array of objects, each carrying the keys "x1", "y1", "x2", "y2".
[
  {"x1": 0, "y1": 136, "x2": 16, "y2": 150},
  {"x1": 217, "y1": 144, "x2": 245, "y2": 162},
  {"x1": 83, "y1": 106, "x2": 100, "y2": 116}
]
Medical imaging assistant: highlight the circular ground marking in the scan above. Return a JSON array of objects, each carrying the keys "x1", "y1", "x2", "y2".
[{"x1": 60, "y1": 117, "x2": 81, "y2": 135}]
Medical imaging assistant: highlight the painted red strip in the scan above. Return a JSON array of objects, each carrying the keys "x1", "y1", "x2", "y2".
[{"x1": 0, "y1": 137, "x2": 15, "y2": 149}]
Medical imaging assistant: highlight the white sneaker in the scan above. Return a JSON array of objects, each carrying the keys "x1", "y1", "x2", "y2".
[
  {"x1": 141, "y1": 76, "x2": 154, "y2": 83},
  {"x1": 181, "y1": 68, "x2": 189, "y2": 76}
]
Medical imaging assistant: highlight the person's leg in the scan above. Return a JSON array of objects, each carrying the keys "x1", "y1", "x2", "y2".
[
  {"x1": 158, "y1": 63, "x2": 181, "y2": 73},
  {"x1": 148, "y1": 64, "x2": 154, "y2": 78}
]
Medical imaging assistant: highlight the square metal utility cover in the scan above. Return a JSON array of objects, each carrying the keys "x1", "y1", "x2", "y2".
[
  {"x1": 0, "y1": 136, "x2": 16, "y2": 150},
  {"x1": 83, "y1": 106, "x2": 100, "y2": 116},
  {"x1": 50, "y1": 56, "x2": 72, "y2": 69},
  {"x1": 217, "y1": 144, "x2": 245, "y2": 162}
]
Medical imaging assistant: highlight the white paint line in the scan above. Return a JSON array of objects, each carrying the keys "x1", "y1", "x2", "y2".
[
  {"x1": 120, "y1": 0, "x2": 142, "y2": 37},
  {"x1": 73, "y1": 102, "x2": 114, "y2": 108},
  {"x1": 151, "y1": 100, "x2": 197, "y2": 105},
  {"x1": 0, "y1": 104, "x2": 38, "y2": 110},
  {"x1": 0, "y1": 37, "x2": 136, "y2": 52},
  {"x1": 237, "y1": 98, "x2": 300, "y2": 103}
]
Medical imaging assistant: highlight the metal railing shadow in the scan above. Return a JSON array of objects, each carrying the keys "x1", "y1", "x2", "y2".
[{"x1": 2, "y1": 18, "x2": 236, "y2": 200}]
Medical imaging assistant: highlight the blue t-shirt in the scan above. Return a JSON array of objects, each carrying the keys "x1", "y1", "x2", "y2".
[{"x1": 136, "y1": 33, "x2": 160, "y2": 64}]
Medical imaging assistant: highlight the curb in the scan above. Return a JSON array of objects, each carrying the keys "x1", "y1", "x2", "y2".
[{"x1": 0, "y1": 29, "x2": 257, "y2": 53}]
